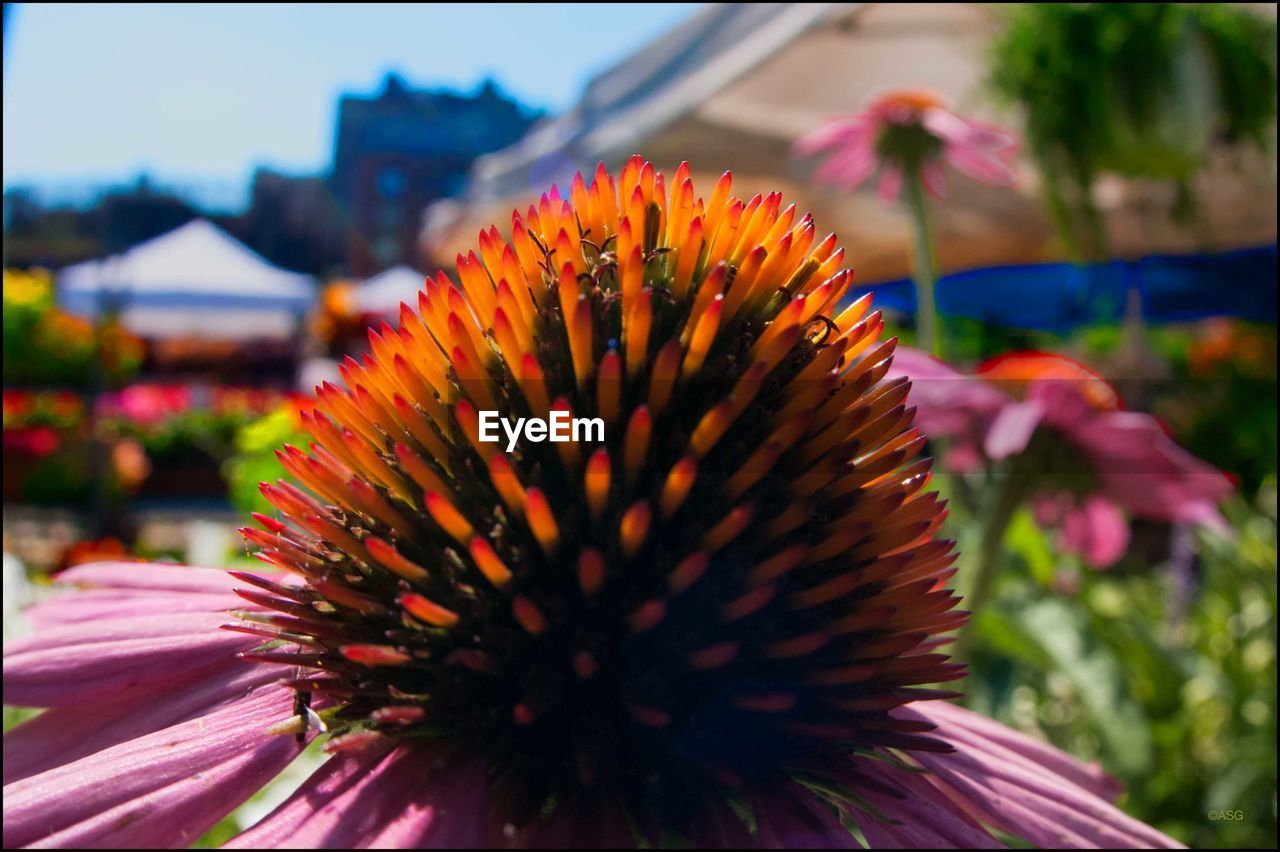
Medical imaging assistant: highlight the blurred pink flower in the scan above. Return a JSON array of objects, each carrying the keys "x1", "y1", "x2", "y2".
[
  {"x1": 2, "y1": 562, "x2": 1180, "y2": 847},
  {"x1": 96, "y1": 384, "x2": 192, "y2": 426},
  {"x1": 889, "y1": 348, "x2": 1232, "y2": 568},
  {"x1": 796, "y1": 89, "x2": 1018, "y2": 201}
]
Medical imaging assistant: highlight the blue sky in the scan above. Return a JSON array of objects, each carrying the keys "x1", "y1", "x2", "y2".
[{"x1": 2, "y1": 3, "x2": 698, "y2": 207}]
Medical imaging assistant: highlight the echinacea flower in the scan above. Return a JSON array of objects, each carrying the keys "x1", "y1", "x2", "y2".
[
  {"x1": 795, "y1": 89, "x2": 1018, "y2": 203},
  {"x1": 890, "y1": 347, "x2": 1232, "y2": 568},
  {"x1": 796, "y1": 90, "x2": 1017, "y2": 359},
  {"x1": 2, "y1": 160, "x2": 1179, "y2": 849}
]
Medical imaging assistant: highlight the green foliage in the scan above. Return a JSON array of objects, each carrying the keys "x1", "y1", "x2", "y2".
[
  {"x1": 989, "y1": 3, "x2": 1277, "y2": 257},
  {"x1": 963, "y1": 483, "x2": 1278, "y2": 848},
  {"x1": 223, "y1": 407, "x2": 308, "y2": 516}
]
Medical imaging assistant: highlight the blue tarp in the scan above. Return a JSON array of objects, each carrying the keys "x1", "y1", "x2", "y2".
[{"x1": 847, "y1": 244, "x2": 1277, "y2": 332}]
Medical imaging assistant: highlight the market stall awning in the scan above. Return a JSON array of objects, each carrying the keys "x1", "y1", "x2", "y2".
[
  {"x1": 354, "y1": 265, "x2": 427, "y2": 319},
  {"x1": 58, "y1": 219, "x2": 317, "y2": 340},
  {"x1": 424, "y1": 3, "x2": 1277, "y2": 288}
]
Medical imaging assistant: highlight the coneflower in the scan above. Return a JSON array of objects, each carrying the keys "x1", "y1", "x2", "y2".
[{"x1": 3, "y1": 160, "x2": 1177, "y2": 848}]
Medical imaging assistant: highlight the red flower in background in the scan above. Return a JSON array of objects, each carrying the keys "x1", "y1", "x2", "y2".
[{"x1": 889, "y1": 348, "x2": 1232, "y2": 567}]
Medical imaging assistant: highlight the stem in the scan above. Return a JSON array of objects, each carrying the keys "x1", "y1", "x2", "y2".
[
  {"x1": 957, "y1": 467, "x2": 1030, "y2": 654},
  {"x1": 903, "y1": 170, "x2": 940, "y2": 357}
]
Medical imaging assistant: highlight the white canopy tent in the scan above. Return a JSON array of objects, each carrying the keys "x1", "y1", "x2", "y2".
[
  {"x1": 59, "y1": 219, "x2": 317, "y2": 341},
  {"x1": 354, "y1": 265, "x2": 427, "y2": 319}
]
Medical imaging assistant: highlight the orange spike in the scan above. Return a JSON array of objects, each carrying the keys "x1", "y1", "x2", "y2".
[
  {"x1": 393, "y1": 443, "x2": 449, "y2": 496},
  {"x1": 624, "y1": 289, "x2": 652, "y2": 379},
  {"x1": 658, "y1": 456, "x2": 698, "y2": 519},
  {"x1": 647, "y1": 340, "x2": 681, "y2": 417},
  {"x1": 596, "y1": 349, "x2": 622, "y2": 427},
  {"x1": 671, "y1": 216, "x2": 703, "y2": 298},
  {"x1": 391, "y1": 395, "x2": 450, "y2": 462},
  {"x1": 525, "y1": 487, "x2": 560, "y2": 555},
  {"x1": 487, "y1": 454, "x2": 527, "y2": 517},
  {"x1": 623, "y1": 405, "x2": 651, "y2": 482},
  {"x1": 518, "y1": 352, "x2": 552, "y2": 420},
  {"x1": 424, "y1": 491, "x2": 474, "y2": 544},
  {"x1": 364, "y1": 536, "x2": 429, "y2": 582},
  {"x1": 681, "y1": 294, "x2": 723, "y2": 378},
  {"x1": 702, "y1": 505, "x2": 754, "y2": 552},
  {"x1": 567, "y1": 297, "x2": 595, "y2": 388},
  {"x1": 402, "y1": 593, "x2": 460, "y2": 628},
  {"x1": 578, "y1": 547, "x2": 605, "y2": 596},
  {"x1": 723, "y1": 440, "x2": 782, "y2": 501},
  {"x1": 468, "y1": 537, "x2": 513, "y2": 588},
  {"x1": 619, "y1": 501, "x2": 652, "y2": 559},
  {"x1": 491, "y1": 306, "x2": 526, "y2": 377},
  {"x1": 682, "y1": 263, "x2": 727, "y2": 346},
  {"x1": 556, "y1": 228, "x2": 585, "y2": 278},
  {"x1": 584, "y1": 448, "x2": 611, "y2": 521},
  {"x1": 668, "y1": 551, "x2": 709, "y2": 595},
  {"x1": 747, "y1": 544, "x2": 809, "y2": 586},
  {"x1": 630, "y1": 599, "x2": 666, "y2": 634},
  {"x1": 721, "y1": 245, "x2": 766, "y2": 319},
  {"x1": 341, "y1": 644, "x2": 410, "y2": 665},
  {"x1": 512, "y1": 595, "x2": 548, "y2": 635},
  {"x1": 689, "y1": 399, "x2": 736, "y2": 459}
]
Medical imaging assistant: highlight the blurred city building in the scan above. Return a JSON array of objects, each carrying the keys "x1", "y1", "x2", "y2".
[
  {"x1": 329, "y1": 72, "x2": 543, "y2": 274},
  {"x1": 234, "y1": 168, "x2": 349, "y2": 278},
  {"x1": 423, "y1": 3, "x2": 1278, "y2": 283}
]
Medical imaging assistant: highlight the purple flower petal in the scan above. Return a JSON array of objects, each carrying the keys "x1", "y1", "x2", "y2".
[
  {"x1": 1059, "y1": 495, "x2": 1132, "y2": 569},
  {"x1": 228, "y1": 742, "x2": 487, "y2": 848},
  {"x1": 3, "y1": 613, "x2": 258, "y2": 708},
  {"x1": 984, "y1": 399, "x2": 1045, "y2": 460},
  {"x1": 753, "y1": 784, "x2": 856, "y2": 848},
  {"x1": 24, "y1": 590, "x2": 237, "y2": 629},
  {"x1": 2, "y1": 683, "x2": 301, "y2": 848},
  {"x1": 906, "y1": 700, "x2": 1123, "y2": 801},
  {"x1": 4, "y1": 662, "x2": 289, "y2": 784},
  {"x1": 876, "y1": 164, "x2": 904, "y2": 202},
  {"x1": 794, "y1": 117, "x2": 872, "y2": 156},
  {"x1": 848, "y1": 758, "x2": 999, "y2": 848},
  {"x1": 54, "y1": 561, "x2": 248, "y2": 595},
  {"x1": 896, "y1": 704, "x2": 1182, "y2": 847}
]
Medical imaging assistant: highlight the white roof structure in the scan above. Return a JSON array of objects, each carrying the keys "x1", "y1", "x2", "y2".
[
  {"x1": 59, "y1": 219, "x2": 317, "y2": 341},
  {"x1": 354, "y1": 265, "x2": 427, "y2": 319},
  {"x1": 425, "y1": 3, "x2": 1276, "y2": 282}
]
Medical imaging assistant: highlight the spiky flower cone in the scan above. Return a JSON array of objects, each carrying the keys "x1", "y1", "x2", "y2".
[{"x1": 240, "y1": 157, "x2": 960, "y2": 837}]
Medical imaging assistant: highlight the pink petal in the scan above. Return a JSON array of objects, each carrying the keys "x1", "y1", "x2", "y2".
[
  {"x1": 847, "y1": 759, "x2": 999, "y2": 847},
  {"x1": 813, "y1": 144, "x2": 880, "y2": 192},
  {"x1": 753, "y1": 784, "x2": 856, "y2": 848},
  {"x1": 4, "y1": 662, "x2": 289, "y2": 784},
  {"x1": 920, "y1": 161, "x2": 949, "y2": 198},
  {"x1": 3, "y1": 612, "x2": 258, "y2": 708},
  {"x1": 886, "y1": 347, "x2": 1010, "y2": 440},
  {"x1": 523, "y1": 798, "x2": 640, "y2": 848},
  {"x1": 906, "y1": 700, "x2": 1123, "y2": 801},
  {"x1": 794, "y1": 117, "x2": 873, "y2": 156},
  {"x1": 943, "y1": 144, "x2": 1017, "y2": 187},
  {"x1": 1058, "y1": 495, "x2": 1131, "y2": 569},
  {"x1": 896, "y1": 704, "x2": 1182, "y2": 847},
  {"x1": 876, "y1": 163, "x2": 904, "y2": 202},
  {"x1": 921, "y1": 107, "x2": 1016, "y2": 152},
  {"x1": 228, "y1": 742, "x2": 487, "y2": 848},
  {"x1": 2, "y1": 683, "x2": 301, "y2": 848},
  {"x1": 983, "y1": 399, "x2": 1046, "y2": 460},
  {"x1": 24, "y1": 589, "x2": 237, "y2": 629},
  {"x1": 54, "y1": 561, "x2": 247, "y2": 596}
]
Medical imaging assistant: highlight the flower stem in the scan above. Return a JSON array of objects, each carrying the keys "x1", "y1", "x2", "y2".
[
  {"x1": 904, "y1": 170, "x2": 939, "y2": 357},
  {"x1": 958, "y1": 467, "x2": 1030, "y2": 653}
]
